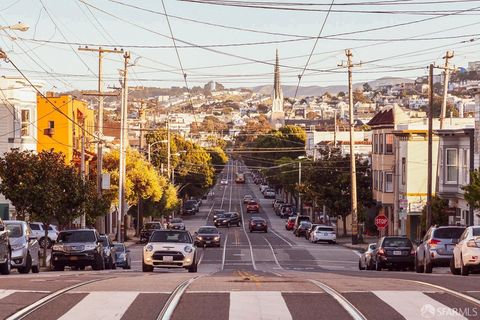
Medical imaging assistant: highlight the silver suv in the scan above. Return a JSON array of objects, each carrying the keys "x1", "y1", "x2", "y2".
[
  {"x1": 415, "y1": 225, "x2": 465, "y2": 273},
  {"x1": 4, "y1": 220, "x2": 40, "y2": 274}
]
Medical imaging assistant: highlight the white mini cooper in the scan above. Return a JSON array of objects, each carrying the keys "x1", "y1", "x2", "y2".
[{"x1": 143, "y1": 230, "x2": 197, "y2": 273}]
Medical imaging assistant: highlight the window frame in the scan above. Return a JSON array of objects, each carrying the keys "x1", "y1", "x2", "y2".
[
  {"x1": 379, "y1": 133, "x2": 384, "y2": 154},
  {"x1": 462, "y1": 149, "x2": 468, "y2": 185},
  {"x1": 445, "y1": 148, "x2": 458, "y2": 184},
  {"x1": 379, "y1": 171, "x2": 384, "y2": 192},
  {"x1": 20, "y1": 109, "x2": 30, "y2": 137},
  {"x1": 385, "y1": 133, "x2": 394, "y2": 154},
  {"x1": 373, "y1": 134, "x2": 378, "y2": 154},
  {"x1": 401, "y1": 157, "x2": 406, "y2": 185},
  {"x1": 384, "y1": 172, "x2": 394, "y2": 192}
]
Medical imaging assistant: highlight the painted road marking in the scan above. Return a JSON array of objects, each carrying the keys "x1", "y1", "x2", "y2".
[
  {"x1": 229, "y1": 291, "x2": 292, "y2": 320},
  {"x1": 58, "y1": 291, "x2": 139, "y2": 320},
  {"x1": 373, "y1": 291, "x2": 467, "y2": 320}
]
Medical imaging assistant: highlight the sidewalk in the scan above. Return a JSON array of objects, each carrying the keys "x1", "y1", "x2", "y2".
[{"x1": 336, "y1": 235, "x2": 378, "y2": 252}]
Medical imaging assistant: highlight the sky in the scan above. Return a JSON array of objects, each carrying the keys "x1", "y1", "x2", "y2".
[{"x1": 1, "y1": 0, "x2": 480, "y2": 93}]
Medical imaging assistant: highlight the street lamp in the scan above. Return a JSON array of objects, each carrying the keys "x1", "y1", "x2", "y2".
[{"x1": 0, "y1": 22, "x2": 29, "y2": 32}]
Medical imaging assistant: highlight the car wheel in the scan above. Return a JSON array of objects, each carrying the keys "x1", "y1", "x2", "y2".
[
  {"x1": 450, "y1": 257, "x2": 460, "y2": 275},
  {"x1": 188, "y1": 256, "x2": 198, "y2": 273},
  {"x1": 0, "y1": 251, "x2": 11, "y2": 275},
  {"x1": 237, "y1": 222, "x2": 240, "y2": 227},
  {"x1": 31, "y1": 253, "x2": 40, "y2": 273},
  {"x1": 111, "y1": 258, "x2": 116, "y2": 270},
  {"x1": 52, "y1": 264, "x2": 64, "y2": 271},
  {"x1": 375, "y1": 259, "x2": 382, "y2": 271},
  {"x1": 142, "y1": 260, "x2": 154, "y2": 272},
  {"x1": 460, "y1": 256, "x2": 469, "y2": 276},
  {"x1": 18, "y1": 253, "x2": 32, "y2": 274},
  {"x1": 92, "y1": 254, "x2": 105, "y2": 271},
  {"x1": 424, "y1": 256, "x2": 433, "y2": 274},
  {"x1": 415, "y1": 257, "x2": 423, "y2": 273},
  {"x1": 359, "y1": 260, "x2": 364, "y2": 270},
  {"x1": 227, "y1": 222, "x2": 231, "y2": 228}
]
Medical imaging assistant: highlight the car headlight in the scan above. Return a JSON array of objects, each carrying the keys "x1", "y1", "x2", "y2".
[
  {"x1": 196, "y1": 236, "x2": 203, "y2": 240},
  {"x1": 52, "y1": 244, "x2": 64, "y2": 252},
  {"x1": 184, "y1": 246, "x2": 193, "y2": 253},
  {"x1": 214, "y1": 236, "x2": 220, "y2": 241},
  {"x1": 145, "y1": 244, "x2": 154, "y2": 252},
  {"x1": 84, "y1": 244, "x2": 97, "y2": 251}
]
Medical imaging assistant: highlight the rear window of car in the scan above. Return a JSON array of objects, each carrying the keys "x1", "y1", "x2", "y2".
[
  {"x1": 198, "y1": 227, "x2": 218, "y2": 234},
  {"x1": 248, "y1": 202, "x2": 258, "y2": 205},
  {"x1": 300, "y1": 222, "x2": 312, "y2": 228},
  {"x1": 317, "y1": 227, "x2": 334, "y2": 232},
  {"x1": 171, "y1": 218, "x2": 183, "y2": 223},
  {"x1": 185, "y1": 200, "x2": 197, "y2": 206},
  {"x1": 58, "y1": 231, "x2": 96, "y2": 243},
  {"x1": 114, "y1": 243, "x2": 125, "y2": 251},
  {"x1": 383, "y1": 238, "x2": 412, "y2": 247},
  {"x1": 473, "y1": 228, "x2": 480, "y2": 236},
  {"x1": 150, "y1": 231, "x2": 191, "y2": 243},
  {"x1": 145, "y1": 223, "x2": 161, "y2": 230},
  {"x1": 251, "y1": 219, "x2": 266, "y2": 223},
  {"x1": 433, "y1": 227, "x2": 465, "y2": 239}
]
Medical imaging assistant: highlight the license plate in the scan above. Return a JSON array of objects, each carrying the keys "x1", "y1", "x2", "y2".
[
  {"x1": 70, "y1": 256, "x2": 78, "y2": 261},
  {"x1": 393, "y1": 251, "x2": 402, "y2": 255},
  {"x1": 206, "y1": 241, "x2": 211, "y2": 244},
  {"x1": 324, "y1": 233, "x2": 329, "y2": 236},
  {"x1": 163, "y1": 256, "x2": 173, "y2": 262},
  {"x1": 257, "y1": 224, "x2": 261, "y2": 227}
]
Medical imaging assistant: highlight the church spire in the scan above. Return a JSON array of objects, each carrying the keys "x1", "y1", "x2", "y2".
[{"x1": 274, "y1": 49, "x2": 281, "y2": 99}]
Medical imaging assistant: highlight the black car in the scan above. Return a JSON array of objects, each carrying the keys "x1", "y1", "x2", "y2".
[
  {"x1": 0, "y1": 219, "x2": 10, "y2": 275},
  {"x1": 182, "y1": 200, "x2": 199, "y2": 215},
  {"x1": 372, "y1": 236, "x2": 415, "y2": 271},
  {"x1": 212, "y1": 209, "x2": 225, "y2": 222},
  {"x1": 294, "y1": 221, "x2": 312, "y2": 237},
  {"x1": 99, "y1": 235, "x2": 116, "y2": 269},
  {"x1": 214, "y1": 212, "x2": 241, "y2": 228},
  {"x1": 249, "y1": 217, "x2": 267, "y2": 233},
  {"x1": 140, "y1": 222, "x2": 163, "y2": 243},
  {"x1": 168, "y1": 218, "x2": 186, "y2": 230},
  {"x1": 51, "y1": 229, "x2": 105, "y2": 271},
  {"x1": 194, "y1": 226, "x2": 221, "y2": 247}
]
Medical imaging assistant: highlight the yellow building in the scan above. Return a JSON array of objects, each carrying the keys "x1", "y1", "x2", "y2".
[{"x1": 37, "y1": 93, "x2": 96, "y2": 167}]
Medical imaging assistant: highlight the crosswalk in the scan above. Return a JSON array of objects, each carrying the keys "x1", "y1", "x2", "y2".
[{"x1": 1, "y1": 289, "x2": 478, "y2": 320}]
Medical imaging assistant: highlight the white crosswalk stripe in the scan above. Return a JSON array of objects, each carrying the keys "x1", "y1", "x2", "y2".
[
  {"x1": 58, "y1": 291, "x2": 139, "y2": 320},
  {"x1": 0, "y1": 290, "x2": 16, "y2": 300},
  {"x1": 373, "y1": 291, "x2": 467, "y2": 320},
  {"x1": 229, "y1": 291, "x2": 292, "y2": 320}
]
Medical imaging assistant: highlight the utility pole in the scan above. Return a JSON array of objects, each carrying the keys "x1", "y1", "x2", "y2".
[
  {"x1": 79, "y1": 46, "x2": 123, "y2": 234},
  {"x1": 80, "y1": 117, "x2": 86, "y2": 228},
  {"x1": 167, "y1": 116, "x2": 171, "y2": 181},
  {"x1": 339, "y1": 49, "x2": 360, "y2": 244},
  {"x1": 440, "y1": 51, "x2": 454, "y2": 129},
  {"x1": 427, "y1": 64, "x2": 434, "y2": 229},
  {"x1": 333, "y1": 109, "x2": 337, "y2": 147},
  {"x1": 298, "y1": 161, "x2": 302, "y2": 215},
  {"x1": 118, "y1": 51, "x2": 130, "y2": 243}
]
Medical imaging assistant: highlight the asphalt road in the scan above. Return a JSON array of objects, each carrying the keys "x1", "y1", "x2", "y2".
[{"x1": 1, "y1": 159, "x2": 480, "y2": 320}]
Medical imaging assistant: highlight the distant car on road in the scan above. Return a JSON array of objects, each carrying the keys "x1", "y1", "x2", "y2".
[
  {"x1": 142, "y1": 230, "x2": 197, "y2": 273},
  {"x1": 213, "y1": 209, "x2": 225, "y2": 222},
  {"x1": 29, "y1": 222, "x2": 59, "y2": 249},
  {"x1": 99, "y1": 234, "x2": 116, "y2": 269},
  {"x1": 451, "y1": 226, "x2": 480, "y2": 276},
  {"x1": 359, "y1": 243, "x2": 376, "y2": 270},
  {"x1": 182, "y1": 200, "x2": 199, "y2": 215},
  {"x1": 309, "y1": 225, "x2": 336, "y2": 244},
  {"x1": 114, "y1": 243, "x2": 131, "y2": 269},
  {"x1": 4, "y1": 220, "x2": 40, "y2": 274},
  {"x1": 293, "y1": 216, "x2": 311, "y2": 231},
  {"x1": 285, "y1": 217, "x2": 296, "y2": 230},
  {"x1": 168, "y1": 218, "x2": 186, "y2": 230},
  {"x1": 305, "y1": 224, "x2": 320, "y2": 240},
  {"x1": 263, "y1": 189, "x2": 276, "y2": 199},
  {"x1": 372, "y1": 236, "x2": 415, "y2": 271},
  {"x1": 194, "y1": 226, "x2": 221, "y2": 247},
  {"x1": 220, "y1": 179, "x2": 228, "y2": 185},
  {"x1": 415, "y1": 225, "x2": 465, "y2": 273},
  {"x1": 214, "y1": 212, "x2": 241, "y2": 228},
  {"x1": 140, "y1": 222, "x2": 163, "y2": 243},
  {"x1": 249, "y1": 217, "x2": 267, "y2": 233},
  {"x1": 52, "y1": 229, "x2": 105, "y2": 271},
  {"x1": 0, "y1": 219, "x2": 11, "y2": 275},
  {"x1": 243, "y1": 195, "x2": 253, "y2": 204},
  {"x1": 280, "y1": 205, "x2": 296, "y2": 218},
  {"x1": 246, "y1": 201, "x2": 260, "y2": 213},
  {"x1": 294, "y1": 221, "x2": 312, "y2": 237}
]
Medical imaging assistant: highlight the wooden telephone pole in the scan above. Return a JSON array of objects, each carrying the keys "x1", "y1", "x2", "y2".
[
  {"x1": 79, "y1": 47, "x2": 123, "y2": 234},
  {"x1": 439, "y1": 51, "x2": 454, "y2": 129}
]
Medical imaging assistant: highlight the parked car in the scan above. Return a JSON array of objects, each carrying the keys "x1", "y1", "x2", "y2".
[
  {"x1": 168, "y1": 218, "x2": 186, "y2": 230},
  {"x1": 305, "y1": 224, "x2": 320, "y2": 240},
  {"x1": 280, "y1": 205, "x2": 296, "y2": 218},
  {"x1": 243, "y1": 195, "x2": 253, "y2": 204},
  {"x1": 194, "y1": 226, "x2": 221, "y2": 247},
  {"x1": 451, "y1": 226, "x2": 480, "y2": 276},
  {"x1": 29, "y1": 222, "x2": 59, "y2": 249},
  {"x1": 273, "y1": 199, "x2": 285, "y2": 210},
  {"x1": 309, "y1": 225, "x2": 336, "y2": 244},
  {"x1": 293, "y1": 216, "x2": 311, "y2": 231},
  {"x1": 415, "y1": 225, "x2": 465, "y2": 273},
  {"x1": 259, "y1": 184, "x2": 269, "y2": 193},
  {"x1": 359, "y1": 243, "x2": 376, "y2": 270},
  {"x1": 114, "y1": 243, "x2": 131, "y2": 269},
  {"x1": 99, "y1": 234, "x2": 116, "y2": 269},
  {"x1": 246, "y1": 201, "x2": 260, "y2": 213},
  {"x1": 4, "y1": 220, "x2": 40, "y2": 274},
  {"x1": 294, "y1": 221, "x2": 312, "y2": 237},
  {"x1": 372, "y1": 236, "x2": 415, "y2": 271},
  {"x1": 51, "y1": 229, "x2": 105, "y2": 271},
  {"x1": 263, "y1": 189, "x2": 276, "y2": 199},
  {"x1": 182, "y1": 200, "x2": 199, "y2": 215},
  {"x1": 142, "y1": 230, "x2": 197, "y2": 273},
  {"x1": 285, "y1": 217, "x2": 296, "y2": 230},
  {"x1": 191, "y1": 197, "x2": 202, "y2": 207},
  {"x1": 214, "y1": 212, "x2": 241, "y2": 228},
  {"x1": 140, "y1": 222, "x2": 163, "y2": 243},
  {"x1": 0, "y1": 219, "x2": 11, "y2": 275},
  {"x1": 213, "y1": 209, "x2": 225, "y2": 222},
  {"x1": 249, "y1": 217, "x2": 268, "y2": 233}
]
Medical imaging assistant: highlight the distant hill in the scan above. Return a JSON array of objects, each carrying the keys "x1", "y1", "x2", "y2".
[{"x1": 250, "y1": 77, "x2": 414, "y2": 97}]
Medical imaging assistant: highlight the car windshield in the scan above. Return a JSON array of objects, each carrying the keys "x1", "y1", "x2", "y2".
[
  {"x1": 58, "y1": 231, "x2": 96, "y2": 243},
  {"x1": 300, "y1": 222, "x2": 312, "y2": 228},
  {"x1": 144, "y1": 223, "x2": 161, "y2": 230},
  {"x1": 99, "y1": 236, "x2": 109, "y2": 246},
  {"x1": 5, "y1": 224, "x2": 22, "y2": 238},
  {"x1": 249, "y1": 202, "x2": 257, "y2": 205},
  {"x1": 198, "y1": 227, "x2": 218, "y2": 234},
  {"x1": 150, "y1": 231, "x2": 191, "y2": 243},
  {"x1": 171, "y1": 219, "x2": 183, "y2": 223},
  {"x1": 224, "y1": 213, "x2": 234, "y2": 218},
  {"x1": 214, "y1": 210, "x2": 225, "y2": 215},
  {"x1": 433, "y1": 227, "x2": 465, "y2": 239},
  {"x1": 473, "y1": 228, "x2": 480, "y2": 236},
  {"x1": 383, "y1": 238, "x2": 411, "y2": 247}
]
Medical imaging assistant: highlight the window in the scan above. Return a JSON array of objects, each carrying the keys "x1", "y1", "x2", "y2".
[
  {"x1": 385, "y1": 134, "x2": 393, "y2": 154},
  {"x1": 401, "y1": 157, "x2": 406, "y2": 185},
  {"x1": 21, "y1": 110, "x2": 30, "y2": 136},
  {"x1": 49, "y1": 120, "x2": 55, "y2": 129},
  {"x1": 446, "y1": 148, "x2": 458, "y2": 183},
  {"x1": 379, "y1": 171, "x2": 384, "y2": 192},
  {"x1": 373, "y1": 134, "x2": 378, "y2": 154},
  {"x1": 385, "y1": 172, "x2": 393, "y2": 192},
  {"x1": 379, "y1": 134, "x2": 384, "y2": 154},
  {"x1": 462, "y1": 149, "x2": 468, "y2": 185},
  {"x1": 373, "y1": 170, "x2": 378, "y2": 190},
  {"x1": 29, "y1": 224, "x2": 40, "y2": 231}
]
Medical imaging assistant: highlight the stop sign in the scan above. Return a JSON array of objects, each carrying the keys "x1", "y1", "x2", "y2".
[{"x1": 375, "y1": 213, "x2": 388, "y2": 230}]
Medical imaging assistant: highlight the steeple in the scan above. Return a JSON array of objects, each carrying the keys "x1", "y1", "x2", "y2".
[
  {"x1": 270, "y1": 49, "x2": 285, "y2": 128},
  {"x1": 274, "y1": 49, "x2": 281, "y2": 100}
]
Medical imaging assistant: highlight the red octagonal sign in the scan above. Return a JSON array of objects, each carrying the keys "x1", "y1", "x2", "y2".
[{"x1": 375, "y1": 213, "x2": 388, "y2": 230}]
